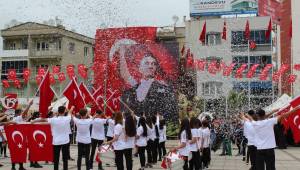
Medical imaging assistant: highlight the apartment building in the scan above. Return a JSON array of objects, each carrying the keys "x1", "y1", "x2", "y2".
[
  {"x1": 0, "y1": 22, "x2": 94, "y2": 100},
  {"x1": 185, "y1": 16, "x2": 277, "y2": 109}
]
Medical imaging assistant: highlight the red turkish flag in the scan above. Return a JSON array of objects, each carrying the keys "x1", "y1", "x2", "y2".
[
  {"x1": 2, "y1": 79, "x2": 10, "y2": 88},
  {"x1": 92, "y1": 86, "x2": 105, "y2": 113},
  {"x1": 49, "y1": 73, "x2": 56, "y2": 85},
  {"x1": 78, "y1": 64, "x2": 88, "y2": 79},
  {"x1": 246, "y1": 64, "x2": 259, "y2": 78},
  {"x1": 235, "y1": 64, "x2": 247, "y2": 78},
  {"x1": 244, "y1": 20, "x2": 250, "y2": 41},
  {"x1": 249, "y1": 40, "x2": 257, "y2": 50},
  {"x1": 52, "y1": 66, "x2": 60, "y2": 74},
  {"x1": 223, "y1": 63, "x2": 236, "y2": 76},
  {"x1": 278, "y1": 105, "x2": 292, "y2": 132},
  {"x1": 27, "y1": 124, "x2": 53, "y2": 162},
  {"x1": 66, "y1": 65, "x2": 75, "y2": 79},
  {"x1": 13, "y1": 79, "x2": 21, "y2": 88},
  {"x1": 289, "y1": 110, "x2": 300, "y2": 143},
  {"x1": 38, "y1": 67, "x2": 46, "y2": 76},
  {"x1": 259, "y1": 64, "x2": 273, "y2": 80},
  {"x1": 180, "y1": 45, "x2": 185, "y2": 56},
  {"x1": 195, "y1": 60, "x2": 206, "y2": 71},
  {"x1": 23, "y1": 68, "x2": 31, "y2": 83},
  {"x1": 222, "y1": 21, "x2": 227, "y2": 40},
  {"x1": 8, "y1": 69, "x2": 17, "y2": 80},
  {"x1": 63, "y1": 78, "x2": 85, "y2": 113},
  {"x1": 79, "y1": 82, "x2": 94, "y2": 105},
  {"x1": 105, "y1": 89, "x2": 121, "y2": 116},
  {"x1": 39, "y1": 71, "x2": 55, "y2": 118},
  {"x1": 4, "y1": 124, "x2": 28, "y2": 163},
  {"x1": 294, "y1": 64, "x2": 300, "y2": 71},
  {"x1": 58, "y1": 72, "x2": 66, "y2": 82},
  {"x1": 199, "y1": 21, "x2": 206, "y2": 44},
  {"x1": 266, "y1": 18, "x2": 272, "y2": 41}
]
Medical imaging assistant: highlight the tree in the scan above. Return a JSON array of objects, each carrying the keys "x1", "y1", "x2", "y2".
[{"x1": 227, "y1": 90, "x2": 247, "y2": 114}]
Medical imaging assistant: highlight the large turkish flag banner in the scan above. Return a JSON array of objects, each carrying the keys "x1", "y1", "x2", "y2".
[
  {"x1": 27, "y1": 124, "x2": 53, "y2": 162},
  {"x1": 4, "y1": 124, "x2": 28, "y2": 163}
]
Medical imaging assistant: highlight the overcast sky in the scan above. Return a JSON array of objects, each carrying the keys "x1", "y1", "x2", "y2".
[{"x1": 0, "y1": 0, "x2": 190, "y2": 37}]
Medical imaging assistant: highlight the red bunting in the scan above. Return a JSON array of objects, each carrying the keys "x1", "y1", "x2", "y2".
[
  {"x1": 13, "y1": 79, "x2": 21, "y2": 88},
  {"x1": 23, "y1": 68, "x2": 31, "y2": 83},
  {"x1": 223, "y1": 63, "x2": 236, "y2": 76},
  {"x1": 272, "y1": 73, "x2": 280, "y2": 82},
  {"x1": 2, "y1": 79, "x2": 10, "y2": 88},
  {"x1": 207, "y1": 60, "x2": 218, "y2": 75},
  {"x1": 36, "y1": 75, "x2": 42, "y2": 85},
  {"x1": 287, "y1": 74, "x2": 297, "y2": 84},
  {"x1": 249, "y1": 40, "x2": 256, "y2": 50},
  {"x1": 259, "y1": 64, "x2": 273, "y2": 80},
  {"x1": 8, "y1": 69, "x2": 17, "y2": 80},
  {"x1": 195, "y1": 60, "x2": 206, "y2": 71},
  {"x1": 66, "y1": 65, "x2": 75, "y2": 79},
  {"x1": 49, "y1": 73, "x2": 56, "y2": 84},
  {"x1": 294, "y1": 64, "x2": 300, "y2": 71},
  {"x1": 235, "y1": 64, "x2": 247, "y2": 78},
  {"x1": 246, "y1": 64, "x2": 259, "y2": 78},
  {"x1": 78, "y1": 64, "x2": 88, "y2": 79},
  {"x1": 58, "y1": 72, "x2": 66, "y2": 82},
  {"x1": 52, "y1": 66, "x2": 60, "y2": 74},
  {"x1": 38, "y1": 67, "x2": 46, "y2": 76}
]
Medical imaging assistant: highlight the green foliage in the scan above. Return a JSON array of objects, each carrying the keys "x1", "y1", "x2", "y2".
[{"x1": 166, "y1": 121, "x2": 179, "y2": 138}]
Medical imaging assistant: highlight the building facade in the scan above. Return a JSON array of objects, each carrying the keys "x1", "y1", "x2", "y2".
[
  {"x1": 0, "y1": 22, "x2": 94, "y2": 101},
  {"x1": 185, "y1": 16, "x2": 277, "y2": 110}
]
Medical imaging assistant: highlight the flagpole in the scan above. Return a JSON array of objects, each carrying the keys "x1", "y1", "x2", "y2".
[
  {"x1": 247, "y1": 39, "x2": 251, "y2": 110},
  {"x1": 271, "y1": 28, "x2": 275, "y2": 102}
]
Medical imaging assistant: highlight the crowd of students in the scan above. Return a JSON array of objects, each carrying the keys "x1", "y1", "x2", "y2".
[{"x1": 1, "y1": 99, "x2": 300, "y2": 170}]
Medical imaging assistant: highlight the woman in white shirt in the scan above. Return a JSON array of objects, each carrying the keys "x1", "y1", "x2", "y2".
[
  {"x1": 89, "y1": 110, "x2": 106, "y2": 170},
  {"x1": 189, "y1": 117, "x2": 201, "y2": 170},
  {"x1": 123, "y1": 114, "x2": 137, "y2": 170},
  {"x1": 145, "y1": 116, "x2": 155, "y2": 168},
  {"x1": 73, "y1": 108, "x2": 93, "y2": 170},
  {"x1": 201, "y1": 120, "x2": 211, "y2": 169},
  {"x1": 158, "y1": 119, "x2": 167, "y2": 161},
  {"x1": 106, "y1": 112, "x2": 125, "y2": 170},
  {"x1": 171, "y1": 118, "x2": 192, "y2": 170},
  {"x1": 136, "y1": 117, "x2": 148, "y2": 170},
  {"x1": 106, "y1": 114, "x2": 115, "y2": 142}
]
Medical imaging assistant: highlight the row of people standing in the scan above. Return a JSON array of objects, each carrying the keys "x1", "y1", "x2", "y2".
[{"x1": 171, "y1": 117, "x2": 211, "y2": 170}]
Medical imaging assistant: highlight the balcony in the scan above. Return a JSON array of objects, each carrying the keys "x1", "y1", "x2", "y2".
[
  {"x1": 30, "y1": 49, "x2": 62, "y2": 59},
  {"x1": 1, "y1": 49, "x2": 29, "y2": 58}
]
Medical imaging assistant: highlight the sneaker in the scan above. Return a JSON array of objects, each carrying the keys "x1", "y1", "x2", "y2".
[{"x1": 34, "y1": 163, "x2": 43, "y2": 168}]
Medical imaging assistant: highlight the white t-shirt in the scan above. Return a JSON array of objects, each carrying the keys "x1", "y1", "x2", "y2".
[
  {"x1": 190, "y1": 128, "x2": 199, "y2": 152},
  {"x1": 244, "y1": 121, "x2": 256, "y2": 146},
  {"x1": 91, "y1": 118, "x2": 107, "y2": 140},
  {"x1": 112, "y1": 123, "x2": 125, "y2": 150},
  {"x1": 252, "y1": 117, "x2": 278, "y2": 150},
  {"x1": 201, "y1": 128, "x2": 210, "y2": 148},
  {"x1": 48, "y1": 115, "x2": 72, "y2": 145},
  {"x1": 197, "y1": 128, "x2": 203, "y2": 149},
  {"x1": 0, "y1": 126, "x2": 4, "y2": 142},
  {"x1": 178, "y1": 130, "x2": 189, "y2": 156},
  {"x1": 106, "y1": 119, "x2": 115, "y2": 137},
  {"x1": 159, "y1": 126, "x2": 167, "y2": 143},
  {"x1": 123, "y1": 136, "x2": 135, "y2": 149},
  {"x1": 13, "y1": 115, "x2": 25, "y2": 123},
  {"x1": 73, "y1": 117, "x2": 93, "y2": 144},
  {"x1": 147, "y1": 125, "x2": 156, "y2": 141},
  {"x1": 136, "y1": 126, "x2": 147, "y2": 147}
]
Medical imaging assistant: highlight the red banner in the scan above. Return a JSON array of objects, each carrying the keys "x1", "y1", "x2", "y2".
[
  {"x1": 4, "y1": 124, "x2": 28, "y2": 163},
  {"x1": 27, "y1": 124, "x2": 53, "y2": 162}
]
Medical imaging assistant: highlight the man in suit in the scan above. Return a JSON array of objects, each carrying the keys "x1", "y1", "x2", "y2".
[{"x1": 121, "y1": 53, "x2": 178, "y2": 121}]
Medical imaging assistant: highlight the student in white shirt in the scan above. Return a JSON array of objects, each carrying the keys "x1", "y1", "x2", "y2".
[
  {"x1": 201, "y1": 120, "x2": 211, "y2": 169},
  {"x1": 145, "y1": 116, "x2": 155, "y2": 168},
  {"x1": 171, "y1": 118, "x2": 191, "y2": 170},
  {"x1": 106, "y1": 113, "x2": 115, "y2": 142},
  {"x1": 158, "y1": 119, "x2": 167, "y2": 161},
  {"x1": 243, "y1": 110, "x2": 257, "y2": 170},
  {"x1": 73, "y1": 108, "x2": 93, "y2": 170},
  {"x1": 136, "y1": 117, "x2": 148, "y2": 170},
  {"x1": 123, "y1": 114, "x2": 137, "y2": 170},
  {"x1": 106, "y1": 112, "x2": 125, "y2": 170},
  {"x1": 32, "y1": 105, "x2": 74, "y2": 170},
  {"x1": 89, "y1": 110, "x2": 106, "y2": 170},
  {"x1": 151, "y1": 115, "x2": 159, "y2": 164},
  {"x1": 189, "y1": 117, "x2": 201, "y2": 170},
  {"x1": 241, "y1": 106, "x2": 300, "y2": 170}
]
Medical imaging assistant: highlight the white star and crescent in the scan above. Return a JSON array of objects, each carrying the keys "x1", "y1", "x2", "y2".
[{"x1": 33, "y1": 130, "x2": 47, "y2": 148}]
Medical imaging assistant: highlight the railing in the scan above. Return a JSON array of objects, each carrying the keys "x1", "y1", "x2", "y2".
[
  {"x1": 1, "y1": 49, "x2": 29, "y2": 57},
  {"x1": 30, "y1": 49, "x2": 62, "y2": 58}
]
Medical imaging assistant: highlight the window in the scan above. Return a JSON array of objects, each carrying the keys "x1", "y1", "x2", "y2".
[
  {"x1": 1, "y1": 60, "x2": 28, "y2": 79},
  {"x1": 231, "y1": 30, "x2": 271, "y2": 45},
  {"x1": 37, "y1": 41, "x2": 49, "y2": 51},
  {"x1": 84, "y1": 47, "x2": 89, "y2": 57},
  {"x1": 69, "y1": 42, "x2": 75, "y2": 54},
  {"x1": 206, "y1": 32, "x2": 221, "y2": 46},
  {"x1": 202, "y1": 81, "x2": 223, "y2": 96},
  {"x1": 9, "y1": 43, "x2": 16, "y2": 50},
  {"x1": 205, "y1": 56, "x2": 222, "y2": 69}
]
